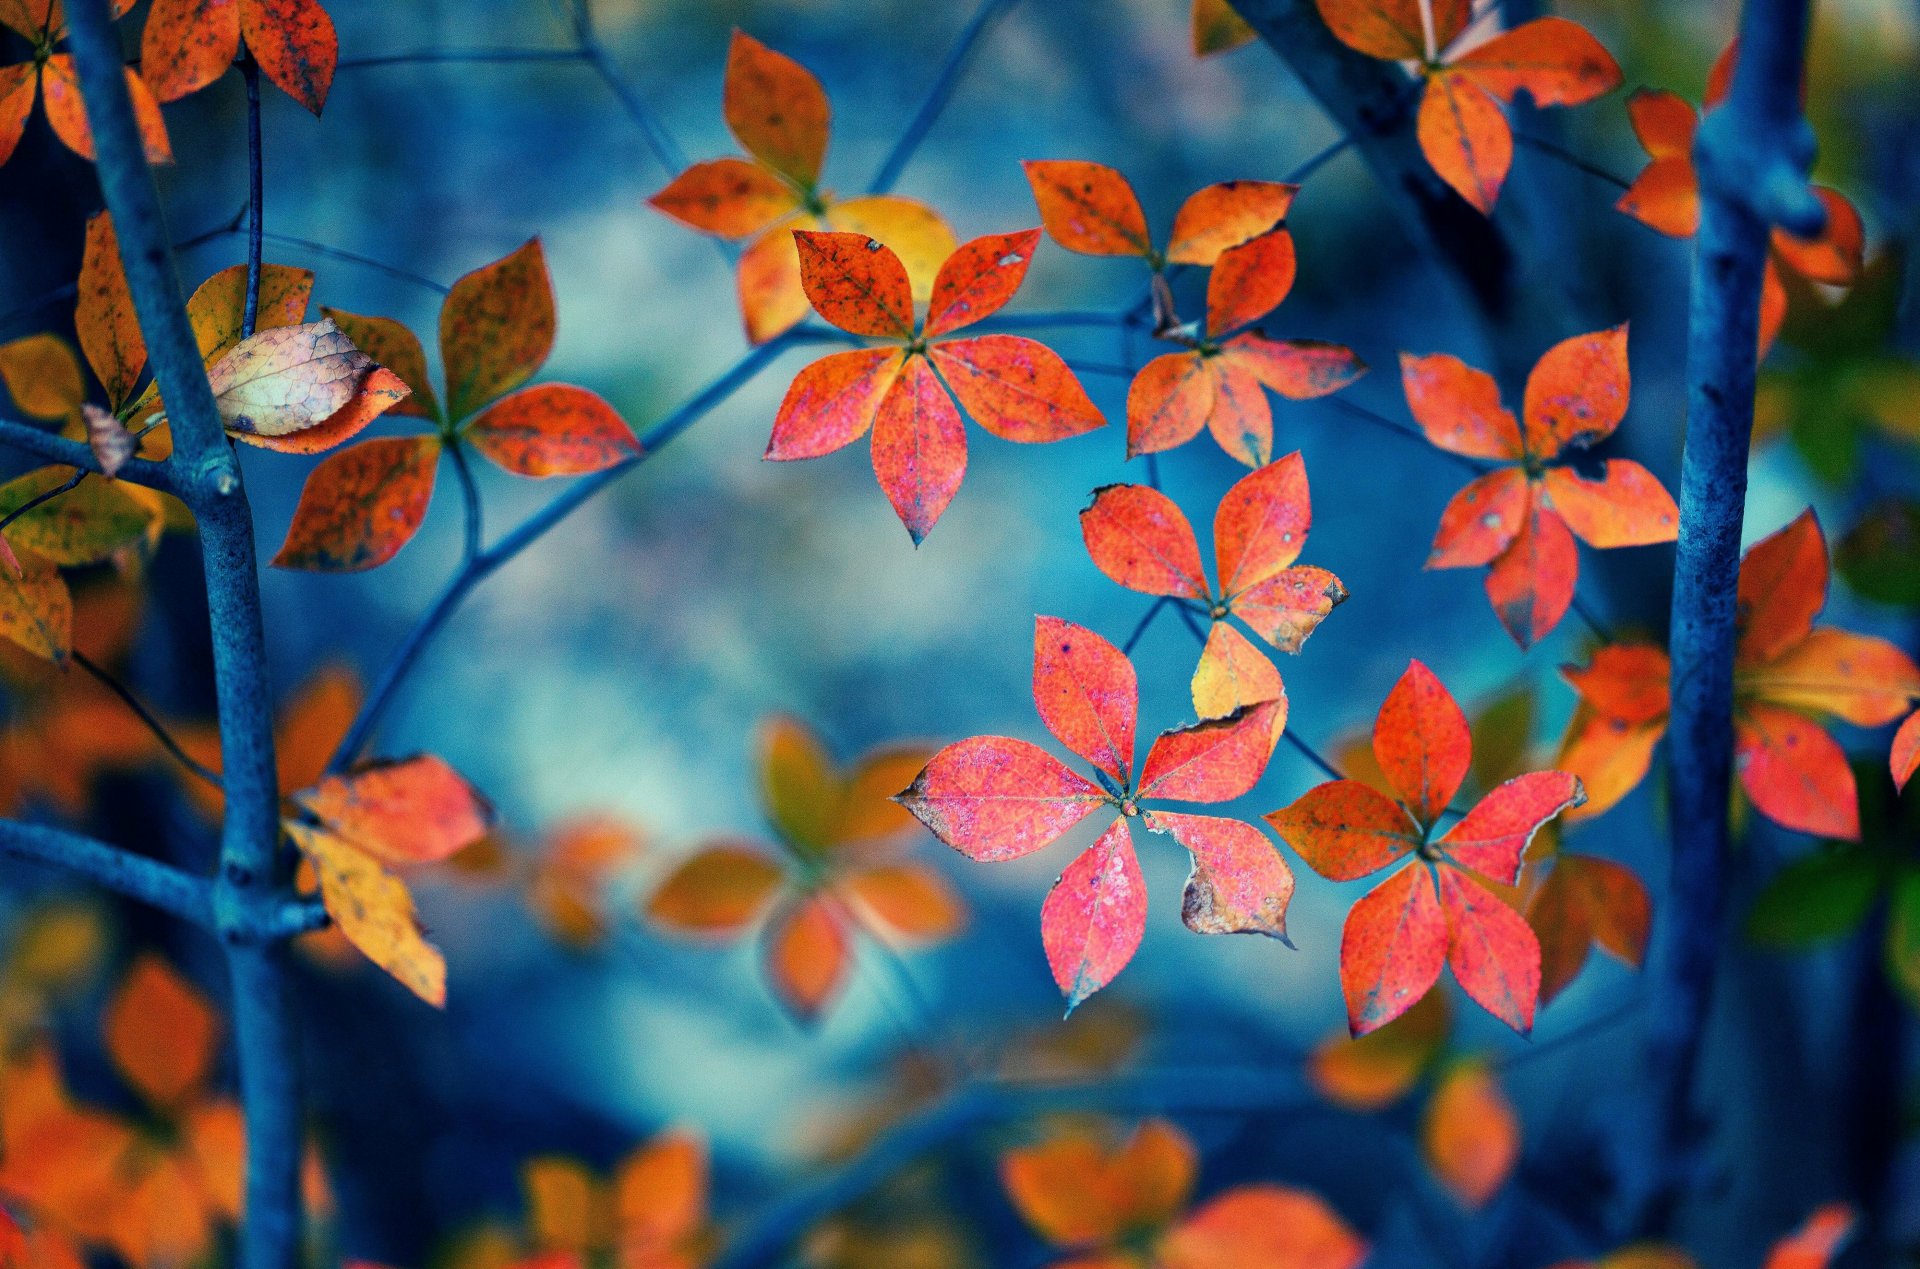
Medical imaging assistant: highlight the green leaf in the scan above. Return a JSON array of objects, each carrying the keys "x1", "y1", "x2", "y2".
[
  {"x1": 1885, "y1": 867, "x2": 1920, "y2": 1011},
  {"x1": 0, "y1": 467, "x2": 157, "y2": 565},
  {"x1": 1837, "y1": 499, "x2": 1920, "y2": 608},
  {"x1": 1745, "y1": 847, "x2": 1882, "y2": 947}
]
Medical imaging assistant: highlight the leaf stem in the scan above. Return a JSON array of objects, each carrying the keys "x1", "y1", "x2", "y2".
[
  {"x1": 868, "y1": 0, "x2": 1020, "y2": 194},
  {"x1": 72, "y1": 650, "x2": 225, "y2": 790},
  {"x1": 241, "y1": 51, "x2": 263, "y2": 340}
]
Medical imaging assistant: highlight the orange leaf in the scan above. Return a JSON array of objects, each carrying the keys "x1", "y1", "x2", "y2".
[
  {"x1": 1043, "y1": 816, "x2": 1146, "y2": 1009},
  {"x1": 1764, "y1": 1204, "x2": 1856, "y2": 1269},
  {"x1": 1564, "y1": 642, "x2": 1672, "y2": 725},
  {"x1": 0, "y1": 64, "x2": 35, "y2": 168},
  {"x1": 737, "y1": 217, "x2": 814, "y2": 345},
  {"x1": 76, "y1": 211, "x2": 146, "y2": 409},
  {"x1": 1206, "y1": 226, "x2": 1296, "y2": 336},
  {"x1": 1316, "y1": 0, "x2": 1469, "y2": 60},
  {"x1": 1771, "y1": 188, "x2": 1864, "y2": 287},
  {"x1": 1146, "y1": 810, "x2": 1294, "y2": 940},
  {"x1": 1892, "y1": 711, "x2": 1920, "y2": 793},
  {"x1": 647, "y1": 843, "x2": 784, "y2": 936},
  {"x1": 767, "y1": 348, "x2": 904, "y2": 459},
  {"x1": 140, "y1": 0, "x2": 241, "y2": 102},
  {"x1": 440, "y1": 239, "x2": 556, "y2": 421},
  {"x1": 1429, "y1": 467, "x2": 1529, "y2": 568},
  {"x1": 1556, "y1": 707, "x2": 1664, "y2": 823},
  {"x1": 0, "y1": 333, "x2": 85, "y2": 420},
  {"x1": 842, "y1": 863, "x2": 966, "y2": 942},
  {"x1": 1451, "y1": 17, "x2": 1622, "y2": 107},
  {"x1": 869, "y1": 354, "x2": 966, "y2": 542},
  {"x1": 1373, "y1": 658, "x2": 1471, "y2": 826},
  {"x1": 296, "y1": 754, "x2": 494, "y2": 867},
  {"x1": 1190, "y1": 622, "x2": 1287, "y2": 738},
  {"x1": 1734, "y1": 704, "x2": 1858, "y2": 839},
  {"x1": 1541, "y1": 460, "x2": 1677, "y2": 547},
  {"x1": 1627, "y1": 88, "x2": 1695, "y2": 159},
  {"x1": 827, "y1": 195, "x2": 957, "y2": 302},
  {"x1": 272, "y1": 435, "x2": 441, "y2": 572},
  {"x1": 41, "y1": 59, "x2": 172, "y2": 165},
  {"x1": 923, "y1": 228, "x2": 1041, "y2": 337},
  {"x1": 1217, "y1": 334, "x2": 1365, "y2": 400},
  {"x1": 648, "y1": 158, "x2": 800, "y2": 239},
  {"x1": 613, "y1": 1128, "x2": 709, "y2": 1251},
  {"x1": 1417, "y1": 71, "x2": 1511, "y2": 214},
  {"x1": 288, "y1": 821, "x2": 447, "y2": 1006},
  {"x1": 1400, "y1": 351, "x2": 1522, "y2": 460},
  {"x1": 1127, "y1": 352, "x2": 1214, "y2": 457},
  {"x1": 1485, "y1": 497, "x2": 1578, "y2": 649},
  {"x1": 929, "y1": 335, "x2": 1105, "y2": 441},
  {"x1": 724, "y1": 31, "x2": 830, "y2": 187},
  {"x1": 1736, "y1": 509, "x2": 1827, "y2": 665},
  {"x1": 1522, "y1": 325, "x2": 1630, "y2": 458},
  {"x1": 1617, "y1": 156, "x2": 1699, "y2": 238},
  {"x1": 103, "y1": 954, "x2": 218, "y2": 1110},
  {"x1": 765, "y1": 895, "x2": 849, "y2": 1022},
  {"x1": 322, "y1": 308, "x2": 438, "y2": 418},
  {"x1": 1002, "y1": 1125, "x2": 1138, "y2": 1248},
  {"x1": 1191, "y1": 0, "x2": 1257, "y2": 57},
  {"x1": 1231, "y1": 564, "x2": 1347, "y2": 653},
  {"x1": 1203, "y1": 356, "x2": 1275, "y2": 467},
  {"x1": 1079, "y1": 482, "x2": 1210, "y2": 601},
  {"x1": 898, "y1": 736, "x2": 1106, "y2": 862},
  {"x1": 1740, "y1": 628, "x2": 1920, "y2": 726},
  {"x1": 1034, "y1": 615, "x2": 1139, "y2": 786},
  {"x1": 1023, "y1": 160, "x2": 1152, "y2": 258},
  {"x1": 1342, "y1": 863, "x2": 1447, "y2": 1035},
  {"x1": 189, "y1": 262, "x2": 314, "y2": 362},
  {"x1": 1421, "y1": 1060, "x2": 1518, "y2": 1206},
  {"x1": 466, "y1": 384, "x2": 639, "y2": 477},
  {"x1": 1307, "y1": 990, "x2": 1448, "y2": 1109},
  {"x1": 757, "y1": 714, "x2": 839, "y2": 851},
  {"x1": 1439, "y1": 867, "x2": 1539, "y2": 1033},
  {"x1": 1160, "y1": 1185, "x2": 1367, "y2": 1269},
  {"x1": 794, "y1": 230, "x2": 916, "y2": 340},
  {"x1": 1267, "y1": 779, "x2": 1420, "y2": 882},
  {"x1": 1528, "y1": 851, "x2": 1650, "y2": 1003},
  {"x1": 1167, "y1": 180, "x2": 1296, "y2": 266},
  {"x1": 0, "y1": 546, "x2": 71, "y2": 662},
  {"x1": 1137, "y1": 702, "x2": 1280, "y2": 802},
  {"x1": 243, "y1": 0, "x2": 338, "y2": 114},
  {"x1": 1438, "y1": 770, "x2": 1584, "y2": 882}
]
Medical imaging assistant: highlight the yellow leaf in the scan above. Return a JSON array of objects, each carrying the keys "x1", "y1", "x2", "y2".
[
  {"x1": 206, "y1": 318, "x2": 376, "y2": 438},
  {"x1": 287, "y1": 821, "x2": 447, "y2": 1007}
]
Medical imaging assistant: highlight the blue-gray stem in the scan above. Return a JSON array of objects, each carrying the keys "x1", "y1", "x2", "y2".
[
  {"x1": 241, "y1": 53, "x2": 263, "y2": 340},
  {"x1": 1647, "y1": 0, "x2": 1823, "y2": 1235},
  {"x1": 66, "y1": 2, "x2": 304, "y2": 1264},
  {"x1": 868, "y1": 0, "x2": 1019, "y2": 194},
  {"x1": 0, "y1": 821, "x2": 214, "y2": 925}
]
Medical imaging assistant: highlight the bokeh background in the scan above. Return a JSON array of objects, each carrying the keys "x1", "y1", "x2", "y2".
[{"x1": 3, "y1": 0, "x2": 1920, "y2": 1264}]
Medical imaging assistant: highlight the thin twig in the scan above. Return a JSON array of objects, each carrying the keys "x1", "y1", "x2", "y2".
[
  {"x1": 1120, "y1": 598, "x2": 1168, "y2": 655},
  {"x1": 241, "y1": 54, "x2": 264, "y2": 340},
  {"x1": 338, "y1": 48, "x2": 586, "y2": 70},
  {"x1": 447, "y1": 440, "x2": 485, "y2": 565},
  {"x1": 1282, "y1": 729, "x2": 1345, "y2": 782},
  {"x1": 1324, "y1": 397, "x2": 1486, "y2": 473},
  {"x1": 71, "y1": 650, "x2": 224, "y2": 791},
  {"x1": 1515, "y1": 133, "x2": 1632, "y2": 192},
  {"x1": 1570, "y1": 593, "x2": 1616, "y2": 644},
  {"x1": 868, "y1": 0, "x2": 1020, "y2": 194},
  {"x1": 0, "y1": 470, "x2": 85, "y2": 535}
]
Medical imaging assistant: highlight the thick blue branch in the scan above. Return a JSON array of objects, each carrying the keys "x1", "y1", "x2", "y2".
[
  {"x1": 0, "y1": 417, "x2": 176, "y2": 490},
  {"x1": 1648, "y1": 0, "x2": 1821, "y2": 1235},
  {"x1": 0, "y1": 821, "x2": 214, "y2": 926}
]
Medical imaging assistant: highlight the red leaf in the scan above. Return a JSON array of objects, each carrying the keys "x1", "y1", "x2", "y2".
[
  {"x1": 765, "y1": 896, "x2": 849, "y2": 1023},
  {"x1": 42, "y1": 59, "x2": 172, "y2": 165},
  {"x1": 466, "y1": 384, "x2": 639, "y2": 477},
  {"x1": 1022, "y1": 160, "x2": 1152, "y2": 257},
  {"x1": 1206, "y1": 227, "x2": 1296, "y2": 337},
  {"x1": 648, "y1": 158, "x2": 799, "y2": 239},
  {"x1": 1316, "y1": 0, "x2": 1470, "y2": 61},
  {"x1": 1485, "y1": 498, "x2": 1578, "y2": 649},
  {"x1": 1079, "y1": 484, "x2": 1209, "y2": 601},
  {"x1": 724, "y1": 31, "x2": 830, "y2": 187},
  {"x1": 923, "y1": 228, "x2": 1041, "y2": 337},
  {"x1": 1204, "y1": 357, "x2": 1275, "y2": 468},
  {"x1": 1439, "y1": 867, "x2": 1539, "y2": 1034},
  {"x1": 1127, "y1": 352, "x2": 1214, "y2": 457},
  {"x1": 1400, "y1": 351, "x2": 1522, "y2": 460},
  {"x1": 1428, "y1": 468, "x2": 1528, "y2": 569},
  {"x1": 1563, "y1": 643, "x2": 1671, "y2": 725},
  {"x1": 0, "y1": 65, "x2": 35, "y2": 169},
  {"x1": 1764, "y1": 1203, "x2": 1856, "y2": 1269},
  {"x1": 870, "y1": 355, "x2": 966, "y2": 542},
  {"x1": 272, "y1": 436, "x2": 440, "y2": 572},
  {"x1": 1737, "y1": 509, "x2": 1828, "y2": 665},
  {"x1": 1772, "y1": 188, "x2": 1864, "y2": 287},
  {"x1": 1421, "y1": 1059, "x2": 1520, "y2": 1207},
  {"x1": 296, "y1": 755, "x2": 494, "y2": 867},
  {"x1": 322, "y1": 308, "x2": 437, "y2": 419},
  {"x1": 1033, "y1": 615, "x2": 1139, "y2": 787},
  {"x1": 928, "y1": 335, "x2": 1105, "y2": 441},
  {"x1": 1373, "y1": 659, "x2": 1471, "y2": 826},
  {"x1": 1232, "y1": 565, "x2": 1348, "y2": 653},
  {"x1": 1265, "y1": 780, "x2": 1418, "y2": 882},
  {"x1": 1735, "y1": 704, "x2": 1859, "y2": 839},
  {"x1": 1450, "y1": 17, "x2": 1622, "y2": 107},
  {"x1": 1893, "y1": 711, "x2": 1920, "y2": 793},
  {"x1": 1417, "y1": 72, "x2": 1511, "y2": 214},
  {"x1": 1617, "y1": 154, "x2": 1699, "y2": 238},
  {"x1": 1215, "y1": 453, "x2": 1311, "y2": 596},
  {"x1": 1218, "y1": 334, "x2": 1366, "y2": 400},
  {"x1": 242, "y1": 0, "x2": 339, "y2": 115},
  {"x1": 439, "y1": 239, "x2": 555, "y2": 421},
  {"x1": 1165, "y1": 180, "x2": 1297, "y2": 266},
  {"x1": 767, "y1": 348, "x2": 904, "y2": 459},
  {"x1": 1522, "y1": 325, "x2": 1630, "y2": 458},
  {"x1": 1438, "y1": 771, "x2": 1585, "y2": 883},
  {"x1": 141, "y1": 0, "x2": 241, "y2": 103},
  {"x1": 794, "y1": 230, "x2": 916, "y2": 340},
  {"x1": 1146, "y1": 810, "x2": 1295, "y2": 941},
  {"x1": 1137, "y1": 703, "x2": 1280, "y2": 803},
  {"x1": 1341, "y1": 863, "x2": 1447, "y2": 1037},
  {"x1": 1541, "y1": 460, "x2": 1677, "y2": 547},
  {"x1": 897, "y1": 737, "x2": 1107, "y2": 861},
  {"x1": 1528, "y1": 852, "x2": 1650, "y2": 1004},
  {"x1": 1159, "y1": 1185, "x2": 1368, "y2": 1269},
  {"x1": 1042, "y1": 817, "x2": 1146, "y2": 1009}
]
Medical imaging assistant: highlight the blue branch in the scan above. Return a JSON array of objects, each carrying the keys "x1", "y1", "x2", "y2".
[
  {"x1": 1646, "y1": 0, "x2": 1823, "y2": 1235},
  {"x1": 869, "y1": 0, "x2": 1020, "y2": 194},
  {"x1": 0, "y1": 821, "x2": 213, "y2": 926}
]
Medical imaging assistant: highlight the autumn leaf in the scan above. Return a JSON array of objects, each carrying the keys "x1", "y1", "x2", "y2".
[
  {"x1": 465, "y1": 383, "x2": 641, "y2": 477},
  {"x1": 142, "y1": 0, "x2": 339, "y2": 112},
  {"x1": 75, "y1": 213, "x2": 145, "y2": 410},
  {"x1": 1268, "y1": 661, "x2": 1583, "y2": 1035},
  {"x1": 0, "y1": 333, "x2": 85, "y2": 421},
  {"x1": 1, "y1": 10, "x2": 171, "y2": 170},
  {"x1": 204, "y1": 318, "x2": 380, "y2": 437},
  {"x1": 287, "y1": 821, "x2": 447, "y2": 1007},
  {"x1": 292, "y1": 754, "x2": 495, "y2": 867},
  {"x1": 1764, "y1": 1204, "x2": 1855, "y2": 1269},
  {"x1": 648, "y1": 715, "x2": 961, "y2": 1023},
  {"x1": 1308, "y1": 990, "x2": 1450, "y2": 1110},
  {"x1": 441, "y1": 239, "x2": 557, "y2": 422},
  {"x1": 272, "y1": 435, "x2": 442, "y2": 571},
  {"x1": 1191, "y1": 0, "x2": 1256, "y2": 56},
  {"x1": 1406, "y1": 326, "x2": 1675, "y2": 648},
  {"x1": 1526, "y1": 851, "x2": 1650, "y2": 1004},
  {"x1": 1421, "y1": 1059, "x2": 1518, "y2": 1207},
  {"x1": 771, "y1": 229, "x2": 1102, "y2": 541},
  {"x1": 901, "y1": 617, "x2": 1285, "y2": 1006},
  {"x1": 521, "y1": 1128, "x2": 712, "y2": 1265}
]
